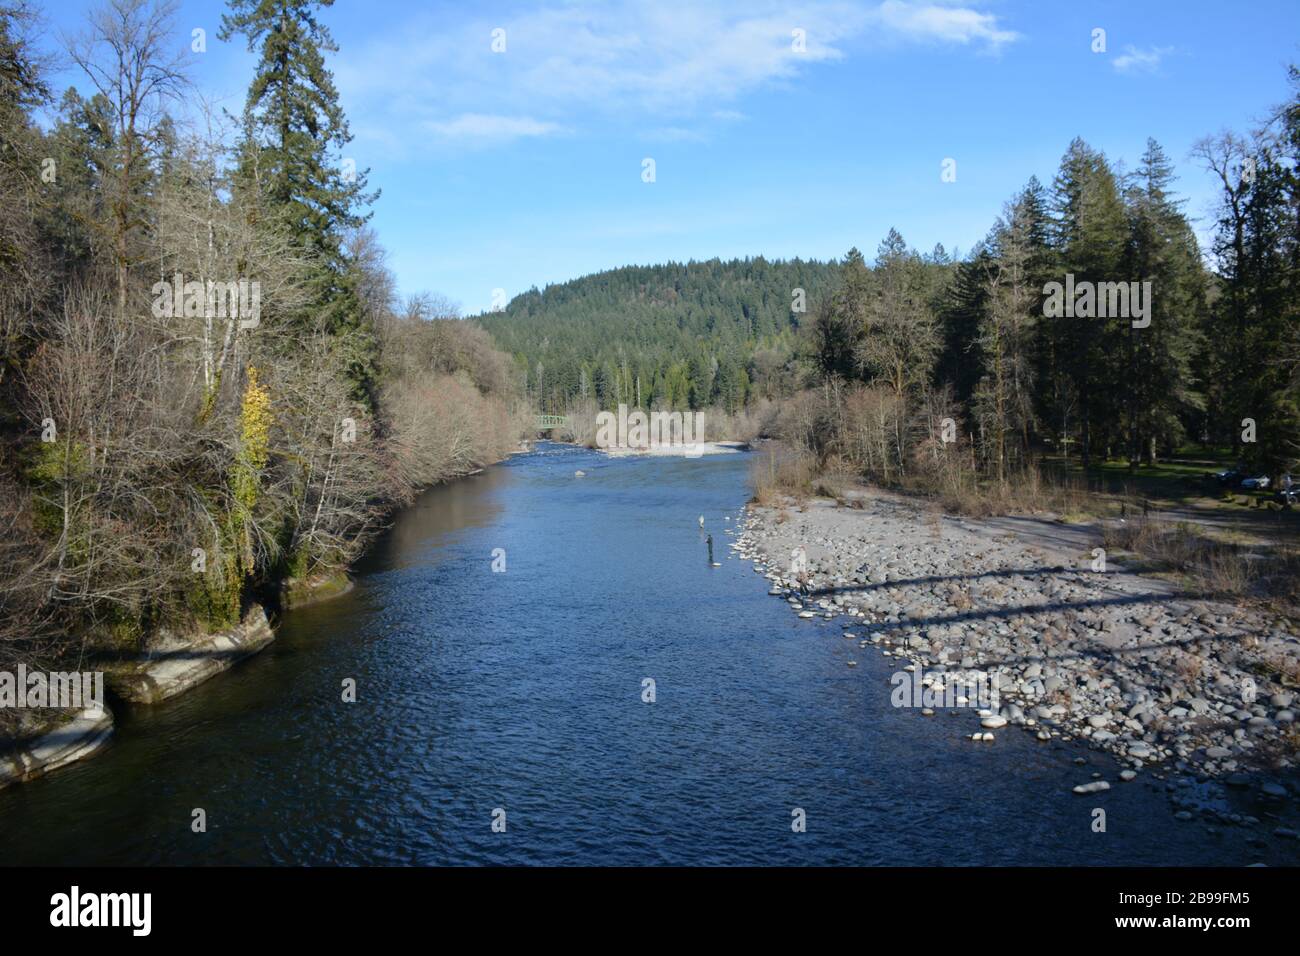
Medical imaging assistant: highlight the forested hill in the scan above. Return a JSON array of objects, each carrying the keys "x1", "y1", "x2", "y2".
[{"x1": 474, "y1": 257, "x2": 840, "y2": 411}]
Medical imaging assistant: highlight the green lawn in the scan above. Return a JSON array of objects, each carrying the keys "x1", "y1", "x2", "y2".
[{"x1": 1041, "y1": 448, "x2": 1281, "y2": 511}]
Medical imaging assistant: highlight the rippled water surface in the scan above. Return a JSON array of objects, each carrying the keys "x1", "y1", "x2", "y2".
[{"x1": 1, "y1": 444, "x2": 1294, "y2": 865}]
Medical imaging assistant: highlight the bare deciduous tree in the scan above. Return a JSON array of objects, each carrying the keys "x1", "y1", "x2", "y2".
[{"x1": 67, "y1": 0, "x2": 188, "y2": 316}]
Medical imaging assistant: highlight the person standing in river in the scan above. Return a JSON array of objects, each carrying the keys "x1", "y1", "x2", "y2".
[{"x1": 790, "y1": 545, "x2": 809, "y2": 597}]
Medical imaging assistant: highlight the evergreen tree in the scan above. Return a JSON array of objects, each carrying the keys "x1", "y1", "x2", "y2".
[
  {"x1": 1046, "y1": 139, "x2": 1129, "y2": 463},
  {"x1": 857, "y1": 229, "x2": 938, "y2": 396},
  {"x1": 0, "y1": 0, "x2": 50, "y2": 392},
  {"x1": 1196, "y1": 69, "x2": 1300, "y2": 475},
  {"x1": 973, "y1": 194, "x2": 1040, "y2": 481},
  {"x1": 937, "y1": 247, "x2": 991, "y2": 409},
  {"x1": 807, "y1": 247, "x2": 869, "y2": 380},
  {"x1": 220, "y1": 0, "x2": 379, "y2": 398},
  {"x1": 1122, "y1": 139, "x2": 1204, "y2": 464}
]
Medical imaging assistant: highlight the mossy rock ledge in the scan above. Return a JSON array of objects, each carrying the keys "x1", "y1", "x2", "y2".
[
  {"x1": 0, "y1": 706, "x2": 114, "y2": 791},
  {"x1": 103, "y1": 605, "x2": 275, "y2": 705},
  {"x1": 280, "y1": 570, "x2": 353, "y2": 610}
]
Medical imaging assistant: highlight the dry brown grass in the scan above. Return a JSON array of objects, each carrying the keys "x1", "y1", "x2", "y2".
[
  {"x1": 749, "y1": 444, "x2": 817, "y2": 505},
  {"x1": 1257, "y1": 639, "x2": 1300, "y2": 688},
  {"x1": 1100, "y1": 517, "x2": 1286, "y2": 603},
  {"x1": 932, "y1": 466, "x2": 1096, "y2": 519},
  {"x1": 925, "y1": 502, "x2": 943, "y2": 539},
  {"x1": 813, "y1": 480, "x2": 843, "y2": 499},
  {"x1": 1174, "y1": 653, "x2": 1205, "y2": 683}
]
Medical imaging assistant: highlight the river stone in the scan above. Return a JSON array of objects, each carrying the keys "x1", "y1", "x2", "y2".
[{"x1": 1072, "y1": 781, "x2": 1110, "y2": 794}]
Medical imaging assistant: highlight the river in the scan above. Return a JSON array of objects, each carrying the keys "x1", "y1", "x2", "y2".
[{"x1": 0, "y1": 443, "x2": 1287, "y2": 865}]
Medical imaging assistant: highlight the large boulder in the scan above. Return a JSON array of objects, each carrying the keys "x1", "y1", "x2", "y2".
[
  {"x1": 0, "y1": 705, "x2": 114, "y2": 790},
  {"x1": 104, "y1": 605, "x2": 274, "y2": 704}
]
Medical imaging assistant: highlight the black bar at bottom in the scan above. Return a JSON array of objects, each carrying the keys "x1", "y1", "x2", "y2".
[{"x1": 0, "y1": 865, "x2": 1283, "y2": 941}]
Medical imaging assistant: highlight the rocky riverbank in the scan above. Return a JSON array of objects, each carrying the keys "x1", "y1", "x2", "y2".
[
  {"x1": 0, "y1": 606, "x2": 275, "y2": 789},
  {"x1": 600, "y1": 440, "x2": 748, "y2": 458},
  {"x1": 0, "y1": 452, "x2": 521, "y2": 790},
  {"x1": 1, "y1": 607, "x2": 276, "y2": 788},
  {"x1": 734, "y1": 490, "x2": 1300, "y2": 789}
]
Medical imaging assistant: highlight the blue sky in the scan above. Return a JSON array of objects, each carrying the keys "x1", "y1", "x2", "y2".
[{"x1": 34, "y1": 0, "x2": 1300, "y2": 315}]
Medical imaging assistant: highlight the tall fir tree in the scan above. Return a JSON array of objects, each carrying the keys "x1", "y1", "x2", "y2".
[
  {"x1": 857, "y1": 229, "x2": 938, "y2": 396},
  {"x1": 1047, "y1": 139, "x2": 1129, "y2": 463},
  {"x1": 220, "y1": 0, "x2": 379, "y2": 398},
  {"x1": 973, "y1": 192, "x2": 1042, "y2": 481},
  {"x1": 807, "y1": 247, "x2": 869, "y2": 381},
  {"x1": 1122, "y1": 139, "x2": 1205, "y2": 465}
]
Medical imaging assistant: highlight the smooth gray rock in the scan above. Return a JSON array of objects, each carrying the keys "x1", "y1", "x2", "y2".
[
  {"x1": 104, "y1": 605, "x2": 274, "y2": 704},
  {"x1": 1072, "y1": 780, "x2": 1110, "y2": 794},
  {"x1": 0, "y1": 706, "x2": 114, "y2": 791}
]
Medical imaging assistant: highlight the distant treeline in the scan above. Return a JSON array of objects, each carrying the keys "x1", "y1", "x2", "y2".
[
  {"x1": 795, "y1": 68, "x2": 1298, "y2": 488},
  {"x1": 475, "y1": 257, "x2": 844, "y2": 412},
  {"x1": 0, "y1": 1, "x2": 525, "y2": 675},
  {"x1": 480, "y1": 68, "x2": 1299, "y2": 486}
]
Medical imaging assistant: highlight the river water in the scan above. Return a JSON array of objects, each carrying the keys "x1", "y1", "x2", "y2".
[{"x1": 0, "y1": 443, "x2": 1293, "y2": 865}]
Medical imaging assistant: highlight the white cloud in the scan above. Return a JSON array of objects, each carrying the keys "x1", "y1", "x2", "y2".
[
  {"x1": 424, "y1": 113, "x2": 565, "y2": 145},
  {"x1": 1113, "y1": 45, "x2": 1173, "y2": 74},
  {"x1": 872, "y1": 0, "x2": 1018, "y2": 50},
  {"x1": 336, "y1": 1, "x2": 1020, "y2": 155}
]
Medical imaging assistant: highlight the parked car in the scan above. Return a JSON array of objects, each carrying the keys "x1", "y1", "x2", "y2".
[
  {"x1": 1210, "y1": 467, "x2": 1244, "y2": 486},
  {"x1": 1240, "y1": 475, "x2": 1270, "y2": 490},
  {"x1": 1273, "y1": 485, "x2": 1299, "y2": 507}
]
